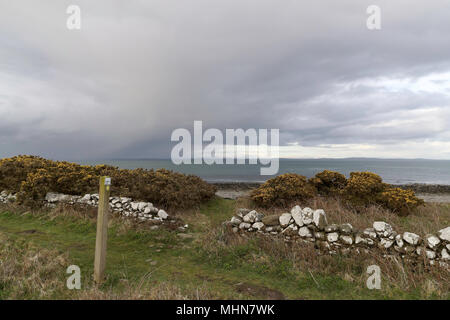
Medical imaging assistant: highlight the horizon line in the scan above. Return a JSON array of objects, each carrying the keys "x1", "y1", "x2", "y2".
[{"x1": 71, "y1": 157, "x2": 450, "y2": 162}]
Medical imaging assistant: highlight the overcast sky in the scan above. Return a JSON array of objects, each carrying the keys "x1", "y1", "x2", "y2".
[{"x1": 1, "y1": 1, "x2": 450, "y2": 160}]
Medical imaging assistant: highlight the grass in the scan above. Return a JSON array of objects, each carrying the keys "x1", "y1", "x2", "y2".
[{"x1": 0, "y1": 197, "x2": 449, "y2": 300}]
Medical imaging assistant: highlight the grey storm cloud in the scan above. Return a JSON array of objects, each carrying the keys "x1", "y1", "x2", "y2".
[{"x1": 0, "y1": 0, "x2": 450, "y2": 159}]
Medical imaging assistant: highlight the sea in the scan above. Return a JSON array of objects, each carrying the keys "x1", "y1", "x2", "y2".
[{"x1": 78, "y1": 158, "x2": 450, "y2": 185}]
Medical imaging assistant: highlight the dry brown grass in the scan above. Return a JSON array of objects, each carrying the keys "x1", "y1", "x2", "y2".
[
  {"x1": 0, "y1": 233, "x2": 215, "y2": 300},
  {"x1": 201, "y1": 223, "x2": 450, "y2": 299},
  {"x1": 222, "y1": 196, "x2": 450, "y2": 298},
  {"x1": 0, "y1": 235, "x2": 69, "y2": 299}
]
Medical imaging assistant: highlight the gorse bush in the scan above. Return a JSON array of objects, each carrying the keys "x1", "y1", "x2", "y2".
[
  {"x1": 309, "y1": 170, "x2": 347, "y2": 196},
  {"x1": 339, "y1": 172, "x2": 423, "y2": 215},
  {"x1": 0, "y1": 155, "x2": 216, "y2": 209},
  {"x1": 341, "y1": 171, "x2": 386, "y2": 207},
  {"x1": 379, "y1": 187, "x2": 425, "y2": 217},
  {"x1": 250, "y1": 173, "x2": 317, "y2": 208},
  {"x1": 251, "y1": 170, "x2": 423, "y2": 216}
]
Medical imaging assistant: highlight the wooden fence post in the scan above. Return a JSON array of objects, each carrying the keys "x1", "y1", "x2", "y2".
[{"x1": 94, "y1": 176, "x2": 111, "y2": 283}]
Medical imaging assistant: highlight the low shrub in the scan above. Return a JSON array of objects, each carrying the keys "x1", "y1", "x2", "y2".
[
  {"x1": 0, "y1": 155, "x2": 216, "y2": 209},
  {"x1": 341, "y1": 172, "x2": 423, "y2": 215},
  {"x1": 309, "y1": 170, "x2": 347, "y2": 196},
  {"x1": 378, "y1": 187, "x2": 425, "y2": 217},
  {"x1": 250, "y1": 170, "x2": 423, "y2": 216},
  {"x1": 250, "y1": 173, "x2": 317, "y2": 207},
  {"x1": 341, "y1": 172, "x2": 386, "y2": 207}
]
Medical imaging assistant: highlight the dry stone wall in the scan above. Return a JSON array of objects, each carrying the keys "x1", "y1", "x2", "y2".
[
  {"x1": 0, "y1": 190, "x2": 188, "y2": 231},
  {"x1": 226, "y1": 205, "x2": 450, "y2": 268}
]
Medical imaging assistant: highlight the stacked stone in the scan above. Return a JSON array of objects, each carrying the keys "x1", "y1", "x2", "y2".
[
  {"x1": 227, "y1": 205, "x2": 450, "y2": 267},
  {"x1": 42, "y1": 192, "x2": 171, "y2": 223},
  {"x1": 0, "y1": 190, "x2": 16, "y2": 203}
]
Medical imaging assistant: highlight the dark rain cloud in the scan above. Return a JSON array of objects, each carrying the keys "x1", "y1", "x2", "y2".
[{"x1": 0, "y1": 0, "x2": 449, "y2": 159}]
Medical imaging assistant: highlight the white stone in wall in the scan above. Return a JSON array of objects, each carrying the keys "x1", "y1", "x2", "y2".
[
  {"x1": 279, "y1": 213, "x2": 292, "y2": 227},
  {"x1": 120, "y1": 197, "x2": 131, "y2": 204},
  {"x1": 230, "y1": 216, "x2": 242, "y2": 226},
  {"x1": 137, "y1": 202, "x2": 148, "y2": 211},
  {"x1": 403, "y1": 232, "x2": 421, "y2": 246},
  {"x1": 45, "y1": 192, "x2": 72, "y2": 203},
  {"x1": 301, "y1": 207, "x2": 314, "y2": 225},
  {"x1": 239, "y1": 222, "x2": 251, "y2": 230},
  {"x1": 81, "y1": 194, "x2": 91, "y2": 201},
  {"x1": 442, "y1": 248, "x2": 450, "y2": 260},
  {"x1": 373, "y1": 221, "x2": 393, "y2": 237},
  {"x1": 437, "y1": 227, "x2": 450, "y2": 242},
  {"x1": 340, "y1": 235, "x2": 353, "y2": 245},
  {"x1": 157, "y1": 209, "x2": 168, "y2": 220},
  {"x1": 380, "y1": 238, "x2": 394, "y2": 249},
  {"x1": 363, "y1": 228, "x2": 377, "y2": 239},
  {"x1": 243, "y1": 210, "x2": 257, "y2": 223},
  {"x1": 425, "y1": 235, "x2": 441, "y2": 249},
  {"x1": 298, "y1": 226, "x2": 312, "y2": 238},
  {"x1": 291, "y1": 206, "x2": 304, "y2": 227},
  {"x1": 143, "y1": 207, "x2": 152, "y2": 214},
  {"x1": 426, "y1": 250, "x2": 436, "y2": 260},
  {"x1": 313, "y1": 209, "x2": 327, "y2": 230},
  {"x1": 327, "y1": 232, "x2": 339, "y2": 242},
  {"x1": 355, "y1": 234, "x2": 366, "y2": 245},
  {"x1": 252, "y1": 222, "x2": 264, "y2": 231},
  {"x1": 131, "y1": 202, "x2": 139, "y2": 211},
  {"x1": 395, "y1": 234, "x2": 404, "y2": 248}
]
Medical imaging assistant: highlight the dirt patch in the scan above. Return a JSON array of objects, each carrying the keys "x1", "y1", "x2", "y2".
[{"x1": 235, "y1": 282, "x2": 285, "y2": 300}]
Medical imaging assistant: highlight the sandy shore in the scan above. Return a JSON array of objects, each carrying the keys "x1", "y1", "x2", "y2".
[{"x1": 213, "y1": 182, "x2": 450, "y2": 203}]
